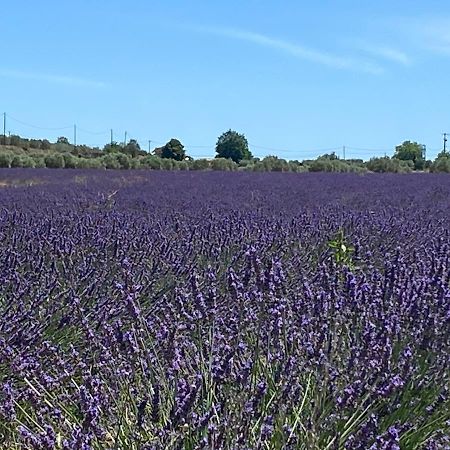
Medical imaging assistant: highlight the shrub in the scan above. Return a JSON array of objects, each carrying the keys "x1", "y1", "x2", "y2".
[
  {"x1": 366, "y1": 157, "x2": 413, "y2": 173},
  {"x1": 32, "y1": 157, "x2": 46, "y2": 168},
  {"x1": 159, "y1": 158, "x2": 174, "y2": 170},
  {"x1": 0, "y1": 152, "x2": 13, "y2": 168},
  {"x1": 288, "y1": 161, "x2": 309, "y2": 172},
  {"x1": 63, "y1": 153, "x2": 78, "y2": 169},
  {"x1": 256, "y1": 156, "x2": 290, "y2": 172},
  {"x1": 190, "y1": 159, "x2": 211, "y2": 170},
  {"x1": 11, "y1": 155, "x2": 35, "y2": 168},
  {"x1": 430, "y1": 156, "x2": 450, "y2": 173},
  {"x1": 140, "y1": 155, "x2": 162, "y2": 170},
  {"x1": 175, "y1": 160, "x2": 190, "y2": 170},
  {"x1": 210, "y1": 158, "x2": 237, "y2": 171},
  {"x1": 116, "y1": 153, "x2": 131, "y2": 169},
  {"x1": 40, "y1": 139, "x2": 51, "y2": 150},
  {"x1": 77, "y1": 157, "x2": 104, "y2": 169},
  {"x1": 102, "y1": 154, "x2": 121, "y2": 170},
  {"x1": 44, "y1": 153, "x2": 65, "y2": 168}
]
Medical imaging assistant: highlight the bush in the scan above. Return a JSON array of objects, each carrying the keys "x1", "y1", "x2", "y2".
[
  {"x1": 0, "y1": 152, "x2": 13, "y2": 168},
  {"x1": 9, "y1": 135, "x2": 21, "y2": 147},
  {"x1": 140, "y1": 155, "x2": 162, "y2": 170},
  {"x1": 116, "y1": 153, "x2": 131, "y2": 169},
  {"x1": 159, "y1": 158, "x2": 174, "y2": 170},
  {"x1": 11, "y1": 155, "x2": 35, "y2": 168},
  {"x1": 63, "y1": 153, "x2": 78, "y2": 169},
  {"x1": 366, "y1": 157, "x2": 413, "y2": 173},
  {"x1": 305, "y1": 158, "x2": 367, "y2": 173},
  {"x1": 54, "y1": 143, "x2": 73, "y2": 154},
  {"x1": 32, "y1": 157, "x2": 46, "y2": 168},
  {"x1": 430, "y1": 156, "x2": 450, "y2": 173},
  {"x1": 210, "y1": 158, "x2": 237, "y2": 171},
  {"x1": 102, "y1": 154, "x2": 121, "y2": 170},
  {"x1": 40, "y1": 140, "x2": 51, "y2": 150},
  {"x1": 44, "y1": 154, "x2": 65, "y2": 168},
  {"x1": 254, "y1": 156, "x2": 290, "y2": 172},
  {"x1": 288, "y1": 161, "x2": 309, "y2": 172},
  {"x1": 77, "y1": 157, "x2": 104, "y2": 169},
  {"x1": 190, "y1": 159, "x2": 211, "y2": 170},
  {"x1": 175, "y1": 160, "x2": 190, "y2": 170}
]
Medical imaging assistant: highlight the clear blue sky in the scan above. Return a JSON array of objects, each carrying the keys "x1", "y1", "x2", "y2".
[{"x1": 1, "y1": 0, "x2": 450, "y2": 160}]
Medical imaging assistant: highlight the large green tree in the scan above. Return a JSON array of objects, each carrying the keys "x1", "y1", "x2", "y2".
[
  {"x1": 123, "y1": 139, "x2": 142, "y2": 158},
  {"x1": 158, "y1": 138, "x2": 186, "y2": 161},
  {"x1": 215, "y1": 129, "x2": 252, "y2": 163},
  {"x1": 393, "y1": 141, "x2": 425, "y2": 170}
]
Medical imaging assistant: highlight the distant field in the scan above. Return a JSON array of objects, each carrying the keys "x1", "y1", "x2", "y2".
[{"x1": 0, "y1": 170, "x2": 449, "y2": 449}]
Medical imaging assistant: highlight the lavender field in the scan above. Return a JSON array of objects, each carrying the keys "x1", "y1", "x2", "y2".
[{"x1": 0, "y1": 169, "x2": 449, "y2": 450}]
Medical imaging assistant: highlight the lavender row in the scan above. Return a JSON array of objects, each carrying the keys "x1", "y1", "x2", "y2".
[{"x1": 0, "y1": 170, "x2": 449, "y2": 449}]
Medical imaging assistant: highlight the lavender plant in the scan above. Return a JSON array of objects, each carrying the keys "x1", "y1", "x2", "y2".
[{"x1": 0, "y1": 169, "x2": 448, "y2": 449}]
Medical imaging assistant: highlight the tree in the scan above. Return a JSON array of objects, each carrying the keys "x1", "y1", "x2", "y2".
[
  {"x1": 123, "y1": 139, "x2": 142, "y2": 158},
  {"x1": 40, "y1": 139, "x2": 51, "y2": 150},
  {"x1": 393, "y1": 141, "x2": 425, "y2": 170},
  {"x1": 9, "y1": 135, "x2": 22, "y2": 147},
  {"x1": 435, "y1": 150, "x2": 450, "y2": 160},
  {"x1": 318, "y1": 152, "x2": 339, "y2": 160},
  {"x1": 215, "y1": 130, "x2": 252, "y2": 163},
  {"x1": 159, "y1": 138, "x2": 186, "y2": 161},
  {"x1": 57, "y1": 136, "x2": 70, "y2": 145},
  {"x1": 103, "y1": 142, "x2": 123, "y2": 154}
]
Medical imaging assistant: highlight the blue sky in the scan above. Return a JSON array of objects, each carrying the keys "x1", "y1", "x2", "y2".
[{"x1": 1, "y1": 0, "x2": 450, "y2": 160}]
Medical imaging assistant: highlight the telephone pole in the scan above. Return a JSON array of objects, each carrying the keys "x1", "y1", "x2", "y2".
[
  {"x1": 73, "y1": 124, "x2": 77, "y2": 148},
  {"x1": 2, "y1": 113, "x2": 5, "y2": 145},
  {"x1": 444, "y1": 133, "x2": 448, "y2": 154},
  {"x1": 342, "y1": 145, "x2": 346, "y2": 160},
  {"x1": 124, "y1": 131, "x2": 127, "y2": 146},
  {"x1": 110, "y1": 129, "x2": 113, "y2": 145},
  {"x1": 148, "y1": 140, "x2": 151, "y2": 153}
]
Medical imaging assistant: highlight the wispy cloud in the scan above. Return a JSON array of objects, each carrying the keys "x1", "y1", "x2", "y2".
[
  {"x1": 420, "y1": 19, "x2": 450, "y2": 55},
  {"x1": 0, "y1": 68, "x2": 107, "y2": 88},
  {"x1": 393, "y1": 16, "x2": 450, "y2": 56},
  {"x1": 355, "y1": 43, "x2": 411, "y2": 65},
  {"x1": 192, "y1": 26, "x2": 384, "y2": 75}
]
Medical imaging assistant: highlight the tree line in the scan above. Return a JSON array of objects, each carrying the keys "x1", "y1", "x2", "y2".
[{"x1": 0, "y1": 129, "x2": 449, "y2": 173}]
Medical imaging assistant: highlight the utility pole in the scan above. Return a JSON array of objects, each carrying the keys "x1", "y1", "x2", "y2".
[
  {"x1": 110, "y1": 129, "x2": 113, "y2": 145},
  {"x1": 124, "y1": 131, "x2": 127, "y2": 146},
  {"x1": 73, "y1": 124, "x2": 77, "y2": 148},
  {"x1": 342, "y1": 145, "x2": 346, "y2": 160},
  {"x1": 444, "y1": 133, "x2": 448, "y2": 154},
  {"x1": 148, "y1": 140, "x2": 151, "y2": 153},
  {"x1": 3, "y1": 113, "x2": 5, "y2": 146}
]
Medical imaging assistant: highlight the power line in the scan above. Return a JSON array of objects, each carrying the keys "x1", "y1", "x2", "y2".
[
  {"x1": 249, "y1": 143, "x2": 342, "y2": 154},
  {"x1": 2, "y1": 112, "x2": 445, "y2": 160},
  {"x1": 346, "y1": 146, "x2": 392, "y2": 153},
  {"x1": 7, "y1": 114, "x2": 72, "y2": 131},
  {"x1": 77, "y1": 127, "x2": 110, "y2": 136}
]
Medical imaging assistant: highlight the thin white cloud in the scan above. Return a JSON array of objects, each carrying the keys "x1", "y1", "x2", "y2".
[
  {"x1": 0, "y1": 68, "x2": 107, "y2": 88},
  {"x1": 193, "y1": 26, "x2": 384, "y2": 75},
  {"x1": 355, "y1": 43, "x2": 411, "y2": 65},
  {"x1": 393, "y1": 16, "x2": 450, "y2": 56}
]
